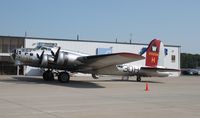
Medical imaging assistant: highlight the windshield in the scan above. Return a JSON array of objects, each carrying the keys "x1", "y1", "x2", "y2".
[{"x1": 33, "y1": 42, "x2": 57, "y2": 51}]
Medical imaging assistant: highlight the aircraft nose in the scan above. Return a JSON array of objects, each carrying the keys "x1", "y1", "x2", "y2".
[{"x1": 10, "y1": 49, "x2": 17, "y2": 61}]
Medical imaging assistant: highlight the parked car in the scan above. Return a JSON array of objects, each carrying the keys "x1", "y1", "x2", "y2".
[{"x1": 181, "y1": 68, "x2": 200, "y2": 75}]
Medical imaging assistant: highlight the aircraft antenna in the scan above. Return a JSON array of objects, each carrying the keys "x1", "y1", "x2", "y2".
[{"x1": 130, "y1": 33, "x2": 132, "y2": 44}]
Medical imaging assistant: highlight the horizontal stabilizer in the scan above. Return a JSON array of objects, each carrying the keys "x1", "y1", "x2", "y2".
[{"x1": 141, "y1": 67, "x2": 180, "y2": 72}]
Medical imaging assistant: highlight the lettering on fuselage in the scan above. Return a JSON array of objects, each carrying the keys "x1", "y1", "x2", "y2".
[{"x1": 120, "y1": 65, "x2": 140, "y2": 74}]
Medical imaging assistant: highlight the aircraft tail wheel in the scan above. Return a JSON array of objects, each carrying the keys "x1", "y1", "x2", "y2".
[{"x1": 136, "y1": 76, "x2": 141, "y2": 82}]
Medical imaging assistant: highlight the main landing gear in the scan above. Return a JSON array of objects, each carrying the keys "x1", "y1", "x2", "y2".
[
  {"x1": 42, "y1": 70, "x2": 70, "y2": 83},
  {"x1": 58, "y1": 72, "x2": 70, "y2": 83},
  {"x1": 43, "y1": 70, "x2": 54, "y2": 81}
]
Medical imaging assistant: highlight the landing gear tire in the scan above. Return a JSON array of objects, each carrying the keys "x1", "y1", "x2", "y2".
[
  {"x1": 136, "y1": 76, "x2": 141, "y2": 82},
  {"x1": 58, "y1": 72, "x2": 70, "y2": 83},
  {"x1": 43, "y1": 70, "x2": 54, "y2": 81}
]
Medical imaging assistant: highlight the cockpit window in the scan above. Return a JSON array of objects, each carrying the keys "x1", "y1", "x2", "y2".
[
  {"x1": 21, "y1": 48, "x2": 32, "y2": 52},
  {"x1": 33, "y1": 42, "x2": 57, "y2": 51},
  {"x1": 33, "y1": 45, "x2": 52, "y2": 51},
  {"x1": 41, "y1": 47, "x2": 48, "y2": 50},
  {"x1": 30, "y1": 53, "x2": 33, "y2": 56}
]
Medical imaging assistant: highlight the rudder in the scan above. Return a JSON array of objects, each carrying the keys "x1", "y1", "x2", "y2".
[{"x1": 145, "y1": 39, "x2": 164, "y2": 67}]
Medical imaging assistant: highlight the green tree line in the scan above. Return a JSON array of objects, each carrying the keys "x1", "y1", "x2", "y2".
[{"x1": 181, "y1": 53, "x2": 200, "y2": 68}]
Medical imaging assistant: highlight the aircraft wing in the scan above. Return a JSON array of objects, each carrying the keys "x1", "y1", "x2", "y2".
[{"x1": 77, "y1": 52, "x2": 145, "y2": 74}]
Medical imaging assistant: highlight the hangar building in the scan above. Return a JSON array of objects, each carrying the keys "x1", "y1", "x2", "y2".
[{"x1": 0, "y1": 35, "x2": 181, "y2": 76}]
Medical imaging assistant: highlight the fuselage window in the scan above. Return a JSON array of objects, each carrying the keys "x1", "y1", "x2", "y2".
[{"x1": 18, "y1": 51, "x2": 21, "y2": 55}]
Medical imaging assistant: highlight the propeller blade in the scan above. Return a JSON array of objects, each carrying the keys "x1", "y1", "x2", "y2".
[
  {"x1": 50, "y1": 47, "x2": 60, "y2": 57},
  {"x1": 54, "y1": 47, "x2": 61, "y2": 62},
  {"x1": 41, "y1": 51, "x2": 44, "y2": 57},
  {"x1": 37, "y1": 51, "x2": 44, "y2": 62},
  {"x1": 37, "y1": 53, "x2": 40, "y2": 59},
  {"x1": 51, "y1": 50, "x2": 55, "y2": 56},
  {"x1": 55, "y1": 47, "x2": 61, "y2": 56}
]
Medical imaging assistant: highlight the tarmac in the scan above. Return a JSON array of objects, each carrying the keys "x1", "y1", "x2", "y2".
[{"x1": 0, "y1": 75, "x2": 200, "y2": 118}]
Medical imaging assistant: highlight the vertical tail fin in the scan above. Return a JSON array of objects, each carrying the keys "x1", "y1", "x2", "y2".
[{"x1": 145, "y1": 39, "x2": 164, "y2": 67}]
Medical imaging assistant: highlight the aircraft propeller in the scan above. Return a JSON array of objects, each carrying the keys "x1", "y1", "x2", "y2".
[
  {"x1": 51, "y1": 47, "x2": 61, "y2": 63},
  {"x1": 37, "y1": 51, "x2": 44, "y2": 62},
  {"x1": 36, "y1": 51, "x2": 49, "y2": 67},
  {"x1": 36, "y1": 47, "x2": 64, "y2": 67}
]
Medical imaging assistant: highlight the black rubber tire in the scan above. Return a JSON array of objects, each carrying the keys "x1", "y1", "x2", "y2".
[
  {"x1": 43, "y1": 71, "x2": 54, "y2": 81},
  {"x1": 58, "y1": 72, "x2": 70, "y2": 83}
]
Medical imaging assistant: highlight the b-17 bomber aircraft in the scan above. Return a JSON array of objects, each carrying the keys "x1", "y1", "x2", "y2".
[{"x1": 11, "y1": 43, "x2": 144, "y2": 83}]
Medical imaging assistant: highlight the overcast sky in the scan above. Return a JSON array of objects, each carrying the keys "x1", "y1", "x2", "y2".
[{"x1": 0, "y1": 0, "x2": 199, "y2": 54}]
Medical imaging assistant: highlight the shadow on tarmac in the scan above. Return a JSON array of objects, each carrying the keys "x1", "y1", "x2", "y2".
[
  {"x1": 0, "y1": 76, "x2": 163, "y2": 89},
  {"x1": 0, "y1": 76, "x2": 105, "y2": 89},
  {"x1": 91, "y1": 79, "x2": 164, "y2": 84}
]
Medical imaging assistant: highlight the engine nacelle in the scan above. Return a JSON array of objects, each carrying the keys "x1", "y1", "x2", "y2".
[
  {"x1": 41, "y1": 54, "x2": 48, "y2": 67},
  {"x1": 40, "y1": 54, "x2": 54, "y2": 67},
  {"x1": 56, "y1": 51, "x2": 65, "y2": 65},
  {"x1": 55, "y1": 52, "x2": 78, "y2": 66}
]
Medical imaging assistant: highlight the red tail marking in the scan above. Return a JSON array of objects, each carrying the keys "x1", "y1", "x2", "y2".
[{"x1": 145, "y1": 39, "x2": 161, "y2": 67}]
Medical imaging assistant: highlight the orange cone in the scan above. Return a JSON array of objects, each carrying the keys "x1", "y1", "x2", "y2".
[{"x1": 145, "y1": 83, "x2": 149, "y2": 91}]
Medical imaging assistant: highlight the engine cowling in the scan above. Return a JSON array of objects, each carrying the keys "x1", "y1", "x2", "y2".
[
  {"x1": 56, "y1": 51, "x2": 65, "y2": 65},
  {"x1": 40, "y1": 54, "x2": 48, "y2": 67},
  {"x1": 37, "y1": 53, "x2": 54, "y2": 67},
  {"x1": 55, "y1": 52, "x2": 80, "y2": 66}
]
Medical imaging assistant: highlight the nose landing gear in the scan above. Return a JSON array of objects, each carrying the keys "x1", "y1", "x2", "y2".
[{"x1": 136, "y1": 75, "x2": 141, "y2": 82}]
